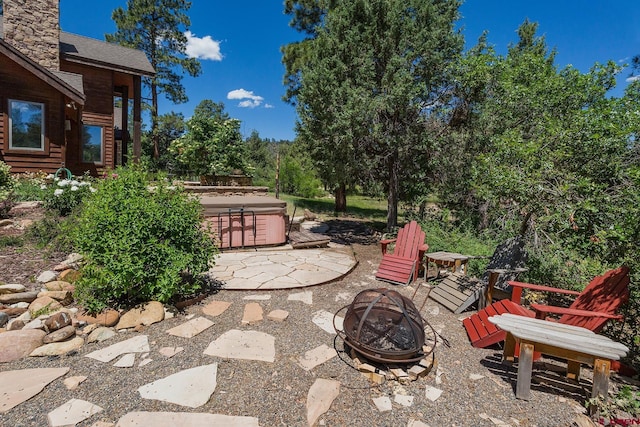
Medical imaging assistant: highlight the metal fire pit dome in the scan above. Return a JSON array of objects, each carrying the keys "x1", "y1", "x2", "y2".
[{"x1": 335, "y1": 288, "x2": 426, "y2": 363}]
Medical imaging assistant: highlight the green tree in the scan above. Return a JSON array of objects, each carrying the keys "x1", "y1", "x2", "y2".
[
  {"x1": 106, "y1": 0, "x2": 201, "y2": 159},
  {"x1": 169, "y1": 100, "x2": 252, "y2": 177},
  {"x1": 142, "y1": 112, "x2": 186, "y2": 172},
  {"x1": 245, "y1": 131, "x2": 277, "y2": 189},
  {"x1": 285, "y1": 0, "x2": 462, "y2": 229}
]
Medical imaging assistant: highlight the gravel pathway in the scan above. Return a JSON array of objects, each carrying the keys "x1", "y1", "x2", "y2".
[{"x1": 0, "y1": 239, "x2": 601, "y2": 427}]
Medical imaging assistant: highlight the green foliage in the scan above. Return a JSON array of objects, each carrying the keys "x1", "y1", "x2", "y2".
[
  {"x1": 279, "y1": 143, "x2": 323, "y2": 198},
  {"x1": 286, "y1": 0, "x2": 463, "y2": 227},
  {"x1": 0, "y1": 235, "x2": 23, "y2": 249},
  {"x1": 70, "y1": 167, "x2": 217, "y2": 312},
  {"x1": 141, "y1": 112, "x2": 186, "y2": 172},
  {"x1": 106, "y1": 0, "x2": 201, "y2": 159},
  {"x1": 245, "y1": 131, "x2": 278, "y2": 189},
  {"x1": 12, "y1": 172, "x2": 47, "y2": 201},
  {"x1": 169, "y1": 100, "x2": 253, "y2": 177},
  {"x1": 24, "y1": 214, "x2": 74, "y2": 252},
  {"x1": 0, "y1": 160, "x2": 15, "y2": 217},
  {"x1": 42, "y1": 176, "x2": 96, "y2": 216},
  {"x1": 587, "y1": 385, "x2": 640, "y2": 421}
]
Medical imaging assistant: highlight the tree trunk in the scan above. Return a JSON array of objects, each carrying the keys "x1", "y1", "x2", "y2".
[
  {"x1": 334, "y1": 182, "x2": 347, "y2": 212},
  {"x1": 151, "y1": 82, "x2": 159, "y2": 159},
  {"x1": 386, "y1": 155, "x2": 399, "y2": 231}
]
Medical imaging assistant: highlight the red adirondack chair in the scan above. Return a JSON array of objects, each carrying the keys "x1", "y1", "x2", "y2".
[
  {"x1": 375, "y1": 221, "x2": 428, "y2": 285},
  {"x1": 463, "y1": 266, "x2": 630, "y2": 349}
]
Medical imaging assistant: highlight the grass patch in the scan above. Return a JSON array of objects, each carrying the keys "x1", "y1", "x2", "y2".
[{"x1": 0, "y1": 235, "x2": 23, "y2": 248}]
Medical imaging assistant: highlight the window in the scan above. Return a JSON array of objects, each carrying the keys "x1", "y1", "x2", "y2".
[
  {"x1": 82, "y1": 124, "x2": 104, "y2": 164},
  {"x1": 8, "y1": 99, "x2": 45, "y2": 151}
]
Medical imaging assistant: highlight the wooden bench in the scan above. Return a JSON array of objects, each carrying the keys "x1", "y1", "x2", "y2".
[{"x1": 488, "y1": 313, "x2": 628, "y2": 401}]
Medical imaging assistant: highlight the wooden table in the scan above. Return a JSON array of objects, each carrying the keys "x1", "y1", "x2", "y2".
[
  {"x1": 488, "y1": 313, "x2": 628, "y2": 401},
  {"x1": 425, "y1": 251, "x2": 470, "y2": 278}
]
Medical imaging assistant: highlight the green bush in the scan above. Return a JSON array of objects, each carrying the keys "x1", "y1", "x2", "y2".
[
  {"x1": 12, "y1": 171, "x2": 47, "y2": 201},
  {"x1": 0, "y1": 161, "x2": 16, "y2": 217},
  {"x1": 70, "y1": 167, "x2": 218, "y2": 312},
  {"x1": 42, "y1": 175, "x2": 96, "y2": 216}
]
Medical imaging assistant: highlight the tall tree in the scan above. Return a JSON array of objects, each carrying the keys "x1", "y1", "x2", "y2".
[
  {"x1": 106, "y1": 0, "x2": 201, "y2": 159},
  {"x1": 285, "y1": 0, "x2": 462, "y2": 228}
]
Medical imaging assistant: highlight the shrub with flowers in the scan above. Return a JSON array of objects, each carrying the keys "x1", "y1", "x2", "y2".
[{"x1": 43, "y1": 174, "x2": 96, "y2": 216}]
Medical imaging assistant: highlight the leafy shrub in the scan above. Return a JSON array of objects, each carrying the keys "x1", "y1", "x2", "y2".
[
  {"x1": 70, "y1": 167, "x2": 217, "y2": 312},
  {"x1": 43, "y1": 175, "x2": 96, "y2": 216},
  {"x1": 0, "y1": 161, "x2": 16, "y2": 217},
  {"x1": 12, "y1": 171, "x2": 48, "y2": 201}
]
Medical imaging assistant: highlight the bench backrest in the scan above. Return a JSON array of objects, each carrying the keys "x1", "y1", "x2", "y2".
[
  {"x1": 393, "y1": 220, "x2": 426, "y2": 261},
  {"x1": 561, "y1": 266, "x2": 630, "y2": 332}
]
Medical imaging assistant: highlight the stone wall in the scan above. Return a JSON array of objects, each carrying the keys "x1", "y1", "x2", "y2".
[{"x1": 3, "y1": 0, "x2": 60, "y2": 70}]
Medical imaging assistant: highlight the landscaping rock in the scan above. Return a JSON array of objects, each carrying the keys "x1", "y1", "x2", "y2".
[
  {"x1": 0, "y1": 329, "x2": 46, "y2": 363},
  {"x1": 201, "y1": 300, "x2": 231, "y2": 317},
  {"x1": 30, "y1": 336, "x2": 84, "y2": 357},
  {"x1": 44, "y1": 312, "x2": 72, "y2": 332},
  {"x1": 77, "y1": 309, "x2": 120, "y2": 327},
  {"x1": 0, "y1": 291, "x2": 39, "y2": 304},
  {"x1": 267, "y1": 309, "x2": 289, "y2": 322},
  {"x1": 43, "y1": 280, "x2": 74, "y2": 292},
  {"x1": 43, "y1": 325, "x2": 77, "y2": 343},
  {"x1": 0, "y1": 312, "x2": 8, "y2": 328},
  {"x1": 28, "y1": 296, "x2": 62, "y2": 314},
  {"x1": 58, "y1": 269, "x2": 81, "y2": 282},
  {"x1": 0, "y1": 284, "x2": 26, "y2": 294},
  {"x1": 87, "y1": 327, "x2": 116, "y2": 343},
  {"x1": 306, "y1": 378, "x2": 340, "y2": 427},
  {"x1": 0, "y1": 367, "x2": 69, "y2": 414},
  {"x1": 37, "y1": 290, "x2": 73, "y2": 304},
  {"x1": 116, "y1": 302, "x2": 164, "y2": 330},
  {"x1": 241, "y1": 302, "x2": 263, "y2": 325},
  {"x1": 36, "y1": 270, "x2": 58, "y2": 284},
  {"x1": 47, "y1": 398, "x2": 103, "y2": 427},
  {"x1": 0, "y1": 307, "x2": 27, "y2": 317},
  {"x1": 7, "y1": 319, "x2": 24, "y2": 331}
]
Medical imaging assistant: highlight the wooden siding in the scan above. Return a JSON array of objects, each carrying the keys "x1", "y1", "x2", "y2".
[
  {"x1": 0, "y1": 55, "x2": 65, "y2": 173},
  {"x1": 60, "y1": 61, "x2": 116, "y2": 174}
]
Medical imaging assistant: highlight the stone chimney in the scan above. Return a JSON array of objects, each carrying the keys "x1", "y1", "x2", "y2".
[{"x1": 2, "y1": 0, "x2": 61, "y2": 70}]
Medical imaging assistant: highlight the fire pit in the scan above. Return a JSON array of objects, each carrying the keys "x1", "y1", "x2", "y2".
[{"x1": 335, "y1": 288, "x2": 427, "y2": 363}]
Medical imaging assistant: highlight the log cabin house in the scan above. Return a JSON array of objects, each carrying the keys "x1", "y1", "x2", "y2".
[{"x1": 0, "y1": 0, "x2": 154, "y2": 176}]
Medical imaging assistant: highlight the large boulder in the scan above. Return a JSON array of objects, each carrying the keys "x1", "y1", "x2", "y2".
[{"x1": 0, "y1": 329, "x2": 46, "y2": 363}]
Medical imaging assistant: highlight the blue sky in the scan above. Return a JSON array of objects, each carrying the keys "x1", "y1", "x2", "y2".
[{"x1": 59, "y1": 1, "x2": 640, "y2": 142}]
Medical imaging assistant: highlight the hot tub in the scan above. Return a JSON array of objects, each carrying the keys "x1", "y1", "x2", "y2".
[{"x1": 200, "y1": 195, "x2": 287, "y2": 249}]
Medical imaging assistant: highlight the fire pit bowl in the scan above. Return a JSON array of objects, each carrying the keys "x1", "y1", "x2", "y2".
[{"x1": 334, "y1": 288, "x2": 427, "y2": 363}]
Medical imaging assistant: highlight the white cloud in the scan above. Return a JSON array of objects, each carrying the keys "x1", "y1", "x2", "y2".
[
  {"x1": 227, "y1": 88, "x2": 265, "y2": 108},
  {"x1": 626, "y1": 75, "x2": 640, "y2": 83},
  {"x1": 185, "y1": 31, "x2": 222, "y2": 61},
  {"x1": 264, "y1": 103, "x2": 274, "y2": 109}
]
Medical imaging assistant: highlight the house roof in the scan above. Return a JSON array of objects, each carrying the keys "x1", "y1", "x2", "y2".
[
  {"x1": 60, "y1": 32, "x2": 155, "y2": 77},
  {"x1": 0, "y1": 37, "x2": 86, "y2": 105},
  {"x1": 0, "y1": 20, "x2": 155, "y2": 77}
]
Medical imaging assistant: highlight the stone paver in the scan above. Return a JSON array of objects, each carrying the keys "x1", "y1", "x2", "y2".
[
  {"x1": 201, "y1": 300, "x2": 232, "y2": 317},
  {"x1": 47, "y1": 398, "x2": 103, "y2": 427},
  {"x1": 312, "y1": 310, "x2": 343, "y2": 334},
  {"x1": 298, "y1": 344, "x2": 337, "y2": 371},
  {"x1": 138, "y1": 364, "x2": 218, "y2": 408},
  {"x1": 0, "y1": 367, "x2": 69, "y2": 413},
  {"x1": 85, "y1": 335, "x2": 150, "y2": 363},
  {"x1": 116, "y1": 411, "x2": 260, "y2": 427},
  {"x1": 306, "y1": 378, "x2": 340, "y2": 427},
  {"x1": 203, "y1": 329, "x2": 275, "y2": 362},
  {"x1": 209, "y1": 247, "x2": 356, "y2": 290},
  {"x1": 166, "y1": 317, "x2": 214, "y2": 338}
]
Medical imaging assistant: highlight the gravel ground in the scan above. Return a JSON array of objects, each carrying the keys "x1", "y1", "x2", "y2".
[{"x1": 0, "y1": 219, "x2": 607, "y2": 427}]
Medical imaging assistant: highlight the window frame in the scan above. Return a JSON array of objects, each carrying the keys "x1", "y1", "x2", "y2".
[
  {"x1": 80, "y1": 123, "x2": 105, "y2": 165},
  {"x1": 7, "y1": 99, "x2": 46, "y2": 152}
]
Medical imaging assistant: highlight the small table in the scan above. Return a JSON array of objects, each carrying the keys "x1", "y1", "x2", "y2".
[
  {"x1": 425, "y1": 251, "x2": 470, "y2": 278},
  {"x1": 489, "y1": 314, "x2": 628, "y2": 401}
]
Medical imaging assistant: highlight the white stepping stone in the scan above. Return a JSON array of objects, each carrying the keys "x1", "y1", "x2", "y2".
[
  {"x1": 306, "y1": 378, "x2": 340, "y2": 427},
  {"x1": 166, "y1": 317, "x2": 214, "y2": 338},
  {"x1": 113, "y1": 353, "x2": 136, "y2": 368},
  {"x1": 47, "y1": 398, "x2": 103, "y2": 427},
  {"x1": 138, "y1": 363, "x2": 218, "y2": 408},
  {"x1": 116, "y1": 411, "x2": 259, "y2": 426},
  {"x1": 203, "y1": 329, "x2": 275, "y2": 362},
  {"x1": 311, "y1": 310, "x2": 343, "y2": 334},
  {"x1": 407, "y1": 420, "x2": 430, "y2": 427},
  {"x1": 425, "y1": 385, "x2": 443, "y2": 401},
  {"x1": 85, "y1": 335, "x2": 150, "y2": 362},
  {"x1": 139, "y1": 358, "x2": 153, "y2": 367},
  {"x1": 469, "y1": 373, "x2": 485, "y2": 381},
  {"x1": 372, "y1": 396, "x2": 392, "y2": 412},
  {"x1": 298, "y1": 344, "x2": 337, "y2": 371},
  {"x1": 394, "y1": 393, "x2": 414, "y2": 407},
  {"x1": 159, "y1": 347, "x2": 184, "y2": 358},
  {"x1": 243, "y1": 294, "x2": 271, "y2": 300},
  {"x1": 0, "y1": 367, "x2": 69, "y2": 413},
  {"x1": 287, "y1": 290, "x2": 313, "y2": 305}
]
